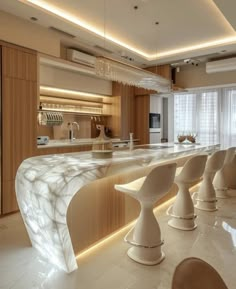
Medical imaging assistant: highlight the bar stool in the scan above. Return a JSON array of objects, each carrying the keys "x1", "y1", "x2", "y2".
[
  {"x1": 114, "y1": 163, "x2": 176, "y2": 265},
  {"x1": 213, "y1": 147, "x2": 236, "y2": 198},
  {"x1": 172, "y1": 257, "x2": 228, "y2": 289},
  {"x1": 194, "y1": 150, "x2": 226, "y2": 211},
  {"x1": 167, "y1": 154, "x2": 207, "y2": 231}
]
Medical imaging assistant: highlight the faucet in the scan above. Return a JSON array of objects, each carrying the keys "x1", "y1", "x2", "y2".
[{"x1": 67, "y1": 122, "x2": 80, "y2": 141}]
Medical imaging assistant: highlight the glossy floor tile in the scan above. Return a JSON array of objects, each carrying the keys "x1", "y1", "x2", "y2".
[{"x1": 0, "y1": 196, "x2": 236, "y2": 289}]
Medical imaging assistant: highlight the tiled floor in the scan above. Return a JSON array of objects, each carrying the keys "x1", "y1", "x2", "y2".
[{"x1": 0, "y1": 195, "x2": 236, "y2": 289}]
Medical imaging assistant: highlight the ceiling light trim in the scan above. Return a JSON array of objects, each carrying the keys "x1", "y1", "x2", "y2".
[{"x1": 21, "y1": 0, "x2": 236, "y2": 61}]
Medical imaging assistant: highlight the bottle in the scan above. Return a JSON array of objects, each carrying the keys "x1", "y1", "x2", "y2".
[{"x1": 129, "y1": 132, "x2": 134, "y2": 151}]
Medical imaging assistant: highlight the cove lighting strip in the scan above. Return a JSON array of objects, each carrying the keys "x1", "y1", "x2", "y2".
[
  {"x1": 22, "y1": 0, "x2": 236, "y2": 60},
  {"x1": 76, "y1": 181, "x2": 202, "y2": 260},
  {"x1": 40, "y1": 86, "x2": 106, "y2": 99},
  {"x1": 76, "y1": 196, "x2": 175, "y2": 260}
]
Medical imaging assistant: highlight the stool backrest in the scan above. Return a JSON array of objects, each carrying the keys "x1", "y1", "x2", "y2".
[
  {"x1": 224, "y1": 147, "x2": 235, "y2": 165},
  {"x1": 172, "y1": 257, "x2": 228, "y2": 289},
  {"x1": 206, "y1": 150, "x2": 226, "y2": 173},
  {"x1": 139, "y1": 163, "x2": 177, "y2": 201},
  {"x1": 176, "y1": 154, "x2": 208, "y2": 183}
]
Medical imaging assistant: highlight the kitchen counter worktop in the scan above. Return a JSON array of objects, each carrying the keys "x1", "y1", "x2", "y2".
[
  {"x1": 15, "y1": 143, "x2": 219, "y2": 273},
  {"x1": 37, "y1": 138, "x2": 139, "y2": 148}
]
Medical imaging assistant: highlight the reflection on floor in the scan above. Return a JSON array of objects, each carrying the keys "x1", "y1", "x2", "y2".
[{"x1": 0, "y1": 195, "x2": 236, "y2": 289}]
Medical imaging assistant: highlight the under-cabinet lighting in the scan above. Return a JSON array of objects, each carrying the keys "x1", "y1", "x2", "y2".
[
  {"x1": 75, "y1": 180, "x2": 201, "y2": 260},
  {"x1": 76, "y1": 196, "x2": 176, "y2": 260},
  {"x1": 21, "y1": 0, "x2": 236, "y2": 60},
  {"x1": 40, "y1": 86, "x2": 107, "y2": 99}
]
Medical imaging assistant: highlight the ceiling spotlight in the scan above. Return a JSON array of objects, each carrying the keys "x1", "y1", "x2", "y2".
[
  {"x1": 184, "y1": 59, "x2": 190, "y2": 64},
  {"x1": 30, "y1": 16, "x2": 38, "y2": 21},
  {"x1": 184, "y1": 58, "x2": 200, "y2": 66}
]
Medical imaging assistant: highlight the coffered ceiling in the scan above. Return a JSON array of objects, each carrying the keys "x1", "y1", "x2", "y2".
[{"x1": 1, "y1": 0, "x2": 236, "y2": 66}]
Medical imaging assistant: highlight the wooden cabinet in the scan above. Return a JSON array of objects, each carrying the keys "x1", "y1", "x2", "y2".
[{"x1": 1, "y1": 43, "x2": 38, "y2": 214}]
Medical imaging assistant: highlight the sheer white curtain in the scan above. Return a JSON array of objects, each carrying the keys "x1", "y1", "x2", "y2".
[
  {"x1": 174, "y1": 93, "x2": 197, "y2": 141},
  {"x1": 221, "y1": 88, "x2": 236, "y2": 148},
  {"x1": 174, "y1": 90, "x2": 220, "y2": 144},
  {"x1": 197, "y1": 90, "x2": 220, "y2": 144}
]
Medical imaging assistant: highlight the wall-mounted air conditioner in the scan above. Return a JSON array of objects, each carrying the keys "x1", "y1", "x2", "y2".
[
  {"x1": 206, "y1": 57, "x2": 236, "y2": 73},
  {"x1": 67, "y1": 49, "x2": 96, "y2": 68}
]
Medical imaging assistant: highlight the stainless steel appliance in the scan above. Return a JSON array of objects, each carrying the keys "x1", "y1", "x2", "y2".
[{"x1": 149, "y1": 113, "x2": 160, "y2": 132}]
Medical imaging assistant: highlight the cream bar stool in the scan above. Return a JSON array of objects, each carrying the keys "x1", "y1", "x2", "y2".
[
  {"x1": 172, "y1": 257, "x2": 228, "y2": 289},
  {"x1": 114, "y1": 163, "x2": 177, "y2": 265},
  {"x1": 213, "y1": 147, "x2": 236, "y2": 198},
  {"x1": 167, "y1": 154, "x2": 207, "y2": 230},
  {"x1": 194, "y1": 150, "x2": 226, "y2": 211}
]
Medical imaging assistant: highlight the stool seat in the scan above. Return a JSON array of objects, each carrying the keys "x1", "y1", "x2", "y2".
[
  {"x1": 213, "y1": 147, "x2": 236, "y2": 198},
  {"x1": 168, "y1": 154, "x2": 208, "y2": 231},
  {"x1": 194, "y1": 150, "x2": 226, "y2": 211},
  {"x1": 115, "y1": 177, "x2": 145, "y2": 198},
  {"x1": 115, "y1": 163, "x2": 177, "y2": 265}
]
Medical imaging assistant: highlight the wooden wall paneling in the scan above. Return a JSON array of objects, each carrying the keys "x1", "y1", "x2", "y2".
[
  {"x1": 134, "y1": 86, "x2": 155, "y2": 96},
  {"x1": 120, "y1": 85, "x2": 135, "y2": 139},
  {"x1": 106, "y1": 84, "x2": 121, "y2": 138},
  {"x1": 134, "y1": 94, "x2": 150, "y2": 145},
  {"x1": 2, "y1": 46, "x2": 37, "y2": 81},
  {"x1": 2, "y1": 77, "x2": 14, "y2": 182},
  {"x1": 2, "y1": 78, "x2": 37, "y2": 181},
  {"x1": 146, "y1": 64, "x2": 171, "y2": 81},
  {"x1": 112, "y1": 82, "x2": 135, "y2": 139},
  {"x1": 2, "y1": 180, "x2": 18, "y2": 213},
  {"x1": 67, "y1": 154, "x2": 193, "y2": 254},
  {"x1": 1, "y1": 44, "x2": 38, "y2": 214}
]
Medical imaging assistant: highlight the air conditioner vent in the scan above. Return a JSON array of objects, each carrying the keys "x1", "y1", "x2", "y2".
[
  {"x1": 206, "y1": 57, "x2": 236, "y2": 73},
  {"x1": 49, "y1": 26, "x2": 76, "y2": 38},
  {"x1": 67, "y1": 49, "x2": 96, "y2": 68}
]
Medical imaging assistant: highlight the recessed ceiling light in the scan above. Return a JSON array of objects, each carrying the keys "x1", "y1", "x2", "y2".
[
  {"x1": 30, "y1": 16, "x2": 38, "y2": 21},
  {"x1": 23, "y1": 0, "x2": 236, "y2": 61}
]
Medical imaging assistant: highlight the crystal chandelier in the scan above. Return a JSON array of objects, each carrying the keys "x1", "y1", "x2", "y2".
[{"x1": 95, "y1": 56, "x2": 171, "y2": 92}]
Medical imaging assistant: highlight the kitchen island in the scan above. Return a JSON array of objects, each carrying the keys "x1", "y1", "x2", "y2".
[{"x1": 15, "y1": 143, "x2": 219, "y2": 273}]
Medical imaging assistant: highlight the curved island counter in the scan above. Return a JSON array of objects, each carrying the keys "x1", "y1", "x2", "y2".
[{"x1": 15, "y1": 143, "x2": 219, "y2": 273}]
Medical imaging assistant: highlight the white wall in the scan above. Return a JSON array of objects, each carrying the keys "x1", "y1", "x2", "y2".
[
  {"x1": 0, "y1": 10, "x2": 60, "y2": 56},
  {"x1": 175, "y1": 63, "x2": 236, "y2": 88}
]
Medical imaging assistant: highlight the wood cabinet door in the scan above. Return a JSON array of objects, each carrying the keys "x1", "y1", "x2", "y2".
[
  {"x1": 134, "y1": 94, "x2": 150, "y2": 145},
  {"x1": 1, "y1": 45, "x2": 37, "y2": 214}
]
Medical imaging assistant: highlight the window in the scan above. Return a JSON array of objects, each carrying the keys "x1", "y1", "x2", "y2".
[
  {"x1": 221, "y1": 88, "x2": 236, "y2": 148},
  {"x1": 197, "y1": 90, "x2": 219, "y2": 144},
  {"x1": 174, "y1": 93, "x2": 197, "y2": 140},
  {"x1": 174, "y1": 90, "x2": 219, "y2": 144}
]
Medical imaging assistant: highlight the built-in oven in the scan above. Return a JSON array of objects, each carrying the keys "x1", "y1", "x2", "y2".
[{"x1": 149, "y1": 113, "x2": 161, "y2": 132}]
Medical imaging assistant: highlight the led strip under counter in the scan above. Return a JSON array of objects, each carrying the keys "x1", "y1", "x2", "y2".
[
  {"x1": 39, "y1": 86, "x2": 112, "y2": 115},
  {"x1": 15, "y1": 143, "x2": 219, "y2": 273}
]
